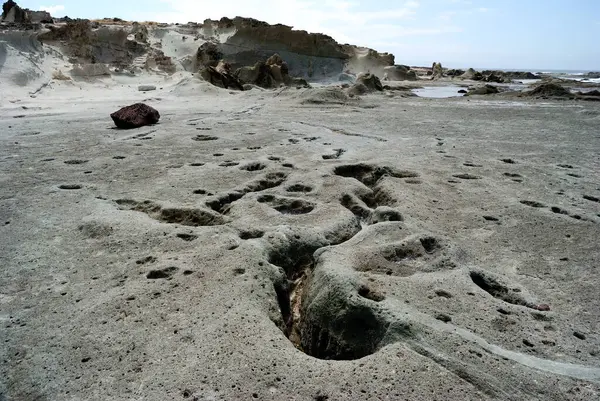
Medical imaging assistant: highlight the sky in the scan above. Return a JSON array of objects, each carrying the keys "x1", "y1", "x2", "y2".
[{"x1": 20, "y1": 0, "x2": 600, "y2": 71}]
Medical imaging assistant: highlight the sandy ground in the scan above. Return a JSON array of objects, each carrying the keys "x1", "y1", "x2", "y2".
[{"x1": 1, "y1": 79, "x2": 600, "y2": 400}]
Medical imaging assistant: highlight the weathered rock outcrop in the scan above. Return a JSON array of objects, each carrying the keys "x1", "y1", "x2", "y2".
[
  {"x1": 228, "y1": 53, "x2": 308, "y2": 89},
  {"x1": 1, "y1": 0, "x2": 52, "y2": 24},
  {"x1": 1, "y1": 0, "x2": 28, "y2": 23},
  {"x1": 467, "y1": 84, "x2": 499, "y2": 95},
  {"x1": 382, "y1": 65, "x2": 418, "y2": 81},
  {"x1": 431, "y1": 62, "x2": 443, "y2": 79},
  {"x1": 110, "y1": 103, "x2": 160, "y2": 129},
  {"x1": 39, "y1": 19, "x2": 147, "y2": 66},
  {"x1": 348, "y1": 73, "x2": 383, "y2": 95},
  {"x1": 195, "y1": 41, "x2": 222, "y2": 69},
  {"x1": 446, "y1": 69, "x2": 465, "y2": 77},
  {"x1": 131, "y1": 22, "x2": 148, "y2": 43},
  {"x1": 199, "y1": 17, "x2": 394, "y2": 79},
  {"x1": 461, "y1": 68, "x2": 483, "y2": 80},
  {"x1": 145, "y1": 49, "x2": 176, "y2": 74},
  {"x1": 525, "y1": 83, "x2": 572, "y2": 98},
  {"x1": 459, "y1": 69, "x2": 540, "y2": 82},
  {"x1": 482, "y1": 72, "x2": 506, "y2": 83},
  {"x1": 200, "y1": 65, "x2": 245, "y2": 90}
]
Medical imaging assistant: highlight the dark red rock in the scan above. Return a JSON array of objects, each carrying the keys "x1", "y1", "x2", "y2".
[
  {"x1": 110, "y1": 103, "x2": 160, "y2": 129},
  {"x1": 535, "y1": 304, "x2": 551, "y2": 312}
]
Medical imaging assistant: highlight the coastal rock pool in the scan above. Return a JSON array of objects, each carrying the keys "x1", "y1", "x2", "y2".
[{"x1": 412, "y1": 86, "x2": 467, "y2": 98}]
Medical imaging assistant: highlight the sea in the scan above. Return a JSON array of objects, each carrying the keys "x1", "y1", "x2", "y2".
[{"x1": 411, "y1": 67, "x2": 600, "y2": 98}]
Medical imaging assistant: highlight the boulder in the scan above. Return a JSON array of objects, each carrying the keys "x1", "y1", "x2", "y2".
[
  {"x1": 234, "y1": 62, "x2": 276, "y2": 88},
  {"x1": 446, "y1": 69, "x2": 465, "y2": 77},
  {"x1": 350, "y1": 73, "x2": 383, "y2": 93},
  {"x1": 200, "y1": 66, "x2": 244, "y2": 90},
  {"x1": 584, "y1": 72, "x2": 600, "y2": 79},
  {"x1": 461, "y1": 68, "x2": 483, "y2": 81},
  {"x1": 382, "y1": 65, "x2": 418, "y2": 81},
  {"x1": 483, "y1": 73, "x2": 505, "y2": 83},
  {"x1": 110, "y1": 103, "x2": 160, "y2": 129},
  {"x1": 347, "y1": 83, "x2": 368, "y2": 96},
  {"x1": 266, "y1": 53, "x2": 284, "y2": 66},
  {"x1": 581, "y1": 89, "x2": 600, "y2": 96},
  {"x1": 431, "y1": 62, "x2": 443, "y2": 79},
  {"x1": 526, "y1": 83, "x2": 571, "y2": 98},
  {"x1": 467, "y1": 84, "x2": 499, "y2": 95}
]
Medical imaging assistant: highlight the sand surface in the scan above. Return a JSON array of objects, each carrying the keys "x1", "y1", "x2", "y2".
[{"x1": 2, "y1": 73, "x2": 600, "y2": 401}]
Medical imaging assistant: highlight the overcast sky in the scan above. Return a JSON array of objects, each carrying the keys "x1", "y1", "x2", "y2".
[{"x1": 22, "y1": 0, "x2": 600, "y2": 70}]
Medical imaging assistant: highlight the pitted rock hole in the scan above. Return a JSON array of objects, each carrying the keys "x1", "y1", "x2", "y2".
[
  {"x1": 334, "y1": 163, "x2": 418, "y2": 188},
  {"x1": 116, "y1": 199, "x2": 226, "y2": 226},
  {"x1": 258, "y1": 195, "x2": 315, "y2": 215}
]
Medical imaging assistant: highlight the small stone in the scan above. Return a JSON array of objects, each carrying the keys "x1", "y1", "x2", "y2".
[
  {"x1": 535, "y1": 304, "x2": 551, "y2": 311},
  {"x1": 573, "y1": 331, "x2": 587, "y2": 340},
  {"x1": 138, "y1": 85, "x2": 157, "y2": 92},
  {"x1": 435, "y1": 313, "x2": 452, "y2": 323},
  {"x1": 523, "y1": 339, "x2": 534, "y2": 347}
]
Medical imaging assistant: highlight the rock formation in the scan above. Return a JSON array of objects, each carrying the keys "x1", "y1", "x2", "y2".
[
  {"x1": 145, "y1": 49, "x2": 176, "y2": 74},
  {"x1": 1, "y1": 0, "x2": 27, "y2": 23},
  {"x1": 431, "y1": 62, "x2": 443, "y2": 79},
  {"x1": 1, "y1": 0, "x2": 52, "y2": 23},
  {"x1": 131, "y1": 22, "x2": 148, "y2": 43},
  {"x1": 467, "y1": 84, "x2": 499, "y2": 95},
  {"x1": 110, "y1": 103, "x2": 160, "y2": 129},
  {"x1": 446, "y1": 69, "x2": 465, "y2": 77},
  {"x1": 348, "y1": 73, "x2": 384, "y2": 95},
  {"x1": 382, "y1": 65, "x2": 418, "y2": 81},
  {"x1": 199, "y1": 17, "x2": 393, "y2": 78},
  {"x1": 39, "y1": 19, "x2": 147, "y2": 66},
  {"x1": 525, "y1": 83, "x2": 572, "y2": 98},
  {"x1": 199, "y1": 65, "x2": 245, "y2": 90},
  {"x1": 461, "y1": 68, "x2": 483, "y2": 80},
  {"x1": 195, "y1": 41, "x2": 223, "y2": 70}
]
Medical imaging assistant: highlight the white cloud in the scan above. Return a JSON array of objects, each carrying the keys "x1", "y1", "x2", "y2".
[
  {"x1": 39, "y1": 5, "x2": 65, "y2": 15},
  {"x1": 438, "y1": 11, "x2": 457, "y2": 21}
]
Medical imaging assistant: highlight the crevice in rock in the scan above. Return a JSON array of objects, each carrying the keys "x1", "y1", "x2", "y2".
[
  {"x1": 470, "y1": 271, "x2": 538, "y2": 309},
  {"x1": 334, "y1": 163, "x2": 418, "y2": 188},
  {"x1": 270, "y1": 243, "x2": 318, "y2": 350},
  {"x1": 205, "y1": 172, "x2": 288, "y2": 214},
  {"x1": 116, "y1": 199, "x2": 226, "y2": 226},
  {"x1": 271, "y1": 233, "x2": 389, "y2": 361}
]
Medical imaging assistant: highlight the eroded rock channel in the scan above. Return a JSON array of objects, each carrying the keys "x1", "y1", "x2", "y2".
[{"x1": 270, "y1": 240, "x2": 390, "y2": 361}]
